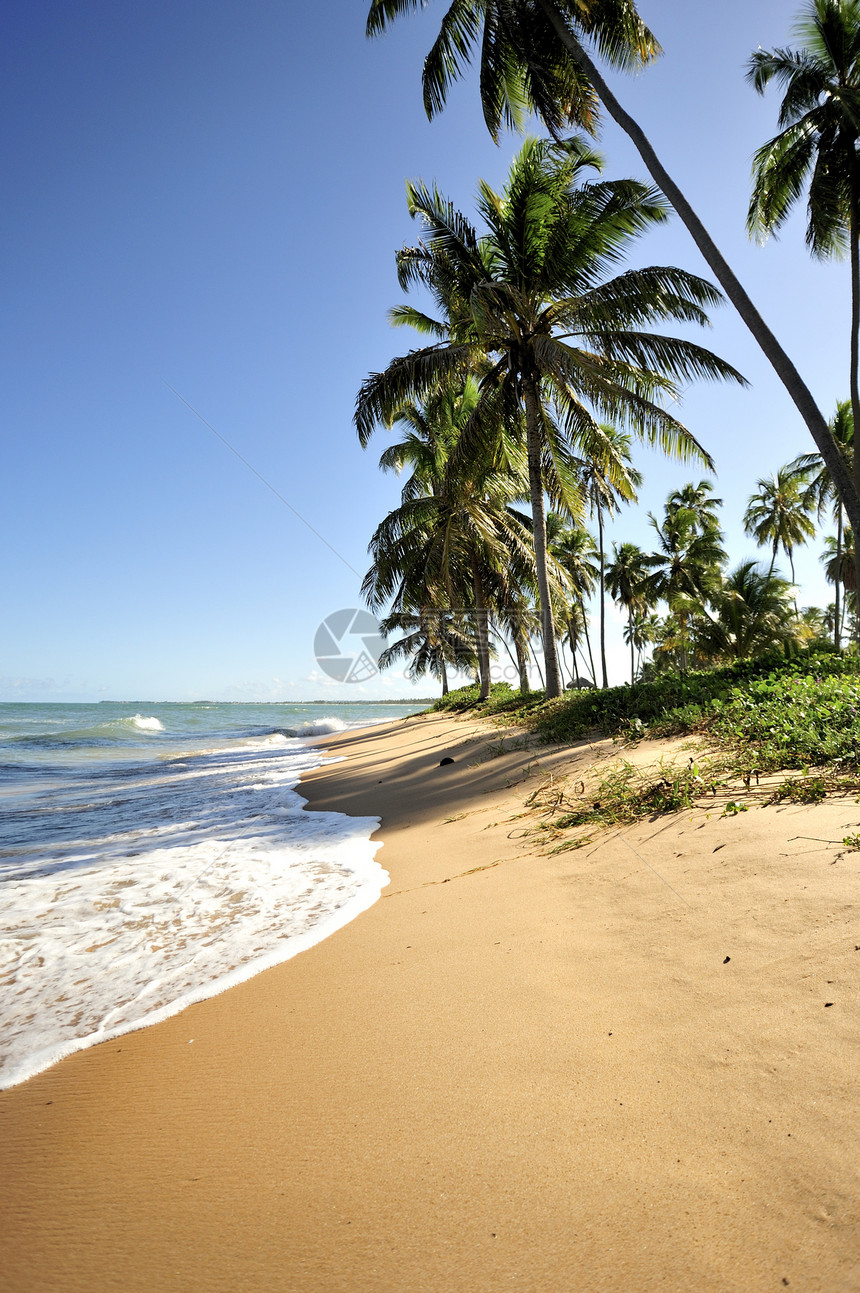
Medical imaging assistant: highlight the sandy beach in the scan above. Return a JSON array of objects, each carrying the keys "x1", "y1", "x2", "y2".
[{"x1": 1, "y1": 711, "x2": 859, "y2": 1292}]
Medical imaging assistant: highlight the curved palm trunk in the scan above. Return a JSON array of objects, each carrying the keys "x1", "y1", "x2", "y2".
[
  {"x1": 535, "y1": 0, "x2": 860, "y2": 536},
  {"x1": 836, "y1": 506, "x2": 843, "y2": 651},
  {"x1": 471, "y1": 556, "x2": 491, "y2": 700},
  {"x1": 597, "y1": 502, "x2": 608, "y2": 689},
  {"x1": 523, "y1": 376, "x2": 562, "y2": 698}
]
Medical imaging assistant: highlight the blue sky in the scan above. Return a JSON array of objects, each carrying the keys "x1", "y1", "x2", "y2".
[{"x1": 2, "y1": 0, "x2": 851, "y2": 701}]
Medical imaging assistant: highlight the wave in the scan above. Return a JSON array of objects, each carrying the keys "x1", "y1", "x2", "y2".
[
  {"x1": 295, "y1": 718, "x2": 349, "y2": 737},
  {"x1": 1, "y1": 715, "x2": 166, "y2": 750}
]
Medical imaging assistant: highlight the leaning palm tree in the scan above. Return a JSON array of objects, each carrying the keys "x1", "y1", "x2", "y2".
[
  {"x1": 787, "y1": 400, "x2": 854, "y2": 645},
  {"x1": 605, "y1": 541, "x2": 652, "y2": 684},
  {"x1": 366, "y1": 0, "x2": 860, "y2": 532},
  {"x1": 743, "y1": 467, "x2": 817, "y2": 605},
  {"x1": 356, "y1": 139, "x2": 743, "y2": 697}
]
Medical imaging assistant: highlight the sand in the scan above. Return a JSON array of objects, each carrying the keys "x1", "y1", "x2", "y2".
[{"x1": 1, "y1": 712, "x2": 859, "y2": 1292}]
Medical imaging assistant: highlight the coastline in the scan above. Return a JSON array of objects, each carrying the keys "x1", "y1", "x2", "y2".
[{"x1": 1, "y1": 713, "x2": 859, "y2": 1291}]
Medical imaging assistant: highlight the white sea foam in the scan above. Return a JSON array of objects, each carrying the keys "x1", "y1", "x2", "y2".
[
  {"x1": 128, "y1": 714, "x2": 164, "y2": 732},
  {"x1": 295, "y1": 717, "x2": 349, "y2": 736},
  {"x1": 0, "y1": 739, "x2": 384, "y2": 1090}
]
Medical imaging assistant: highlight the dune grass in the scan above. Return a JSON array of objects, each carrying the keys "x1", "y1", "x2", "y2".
[{"x1": 430, "y1": 650, "x2": 860, "y2": 839}]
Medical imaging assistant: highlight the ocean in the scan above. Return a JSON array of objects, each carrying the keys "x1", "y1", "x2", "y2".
[{"x1": 0, "y1": 700, "x2": 424, "y2": 1091}]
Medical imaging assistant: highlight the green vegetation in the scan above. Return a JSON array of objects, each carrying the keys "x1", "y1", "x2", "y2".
[
  {"x1": 430, "y1": 649, "x2": 860, "y2": 774},
  {"x1": 428, "y1": 650, "x2": 860, "y2": 843},
  {"x1": 367, "y1": 0, "x2": 860, "y2": 536},
  {"x1": 356, "y1": 0, "x2": 860, "y2": 799}
]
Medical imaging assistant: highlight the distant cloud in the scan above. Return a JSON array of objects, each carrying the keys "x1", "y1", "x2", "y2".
[{"x1": 0, "y1": 674, "x2": 78, "y2": 700}]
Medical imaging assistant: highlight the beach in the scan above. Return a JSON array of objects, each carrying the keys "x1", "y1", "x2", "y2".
[{"x1": 1, "y1": 711, "x2": 859, "y2": 1291}]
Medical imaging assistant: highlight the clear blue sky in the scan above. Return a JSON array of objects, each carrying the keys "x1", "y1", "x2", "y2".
[{"x1": 1, "y1": 0, "x2": 849, "y2": 700}]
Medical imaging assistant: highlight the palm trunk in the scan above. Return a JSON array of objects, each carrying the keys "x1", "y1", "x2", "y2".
[
  {"x1": 850, "y1": 165, "x2": 860, "y2": 643},
  {"x1": 471, "y1": 556, "x2": 491, "y2": 700},
  {"x1": 514, "y1": 629, "x2": 531, "y2": 693},
  {"x1": 528, "y1": 635, "x2": 546, "y2": 688},
  {"x1": 523, "y1": 375, "x2": 562, "y2": 698},
  {"x1": 536, "y1": 0, "x2": 860, "y2": 537},
  {"x1": 567, "y1": 615, "x2": 579, "y2": 682},
  {"x1": 629, "y1": 608, "x2": 635, "y2": 686},
  {"x1": 789, "y1": 548, "x2": 798, "y2": 617},
  {"x1": 597, "y1": 502, "x2": 608, "y2": 689},
  {"x1": 581, "y1": 603, "x2": 597, "y2": 685},
  {"x1": 836, "y1": 506, "x2": 843, "y2": 651},
  {"x1": 441, "y1": 657, "x2": 449, "y2": 696}
]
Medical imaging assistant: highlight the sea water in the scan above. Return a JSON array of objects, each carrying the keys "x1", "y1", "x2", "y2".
[{"x1": 0, "y1": 700, "x2": 423, "y2": 1090}]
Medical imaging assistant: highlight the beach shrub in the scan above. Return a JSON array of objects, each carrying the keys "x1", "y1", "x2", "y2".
[{"x1": 430, "y1": 650, "x2": 860, "y2": 772}]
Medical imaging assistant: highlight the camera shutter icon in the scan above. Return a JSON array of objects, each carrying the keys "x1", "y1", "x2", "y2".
[{"x1": 314, "y1": 609, "x2": 385, "y2": 683}]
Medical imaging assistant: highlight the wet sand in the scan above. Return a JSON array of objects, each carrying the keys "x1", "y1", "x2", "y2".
[{"x1": 1, "y1": 712, "x2": 859, "y2": 1291}]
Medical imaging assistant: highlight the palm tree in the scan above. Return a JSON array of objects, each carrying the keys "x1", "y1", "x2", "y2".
[
  {"x1": 748, "y1": 3, "x2": 860, "y2": 513},
  {"x1": 695, "y1": 561, "x2": 798, "y2": 662},
  {"x1": 605, "y1": 541, "x2": 652, "y2": 683},
  {"x1": 743, "y1": 467, "x2": 817, "y2": 605},
  {"x1": 549, "y1": 518, "x2": 600, "y2": 684},
  {"x1": 822, "y1": 525, "x2": 857, "y2": 642},
  {"x1": 665, "y1": 480, "x2": 723, "y2": 534},
  {"x1": 364, "y1": 378, "x2": 537, "y2": 698},
  {"x1": 377, "y1": 609, "x2": 477, "y2": 695},
  {"x1": 646, "y1": 507, "x2": 727, "y2": 671},
  {"x1": 624, "y1": 610, "x2": 660, "y2": 678},
  {"x1": 787, "y1": 399, "x2": 854, "y2": 646},
  {"x1": 578, "y1": 426, "x2": 642, "y2": 688},
  {"x1": 356, "y1": 139, "x2": 741, "y2": 697},
  {"x1": 366, "y1": 0, "x2": 860, "y2": 533}
]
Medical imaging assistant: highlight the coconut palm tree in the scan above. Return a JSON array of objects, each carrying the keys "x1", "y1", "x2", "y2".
[
  {"x1": 364, "y1": 378, "x2": 536, "y2": 698},
  {"x1": 748, "y1": 4, "x2": 860, "y2": 487},
  {"x1": 743, "y1": 467, "x2": 817, "y2": 606},
  {"x1": 356, "y1": 139, "x2": 742, "y2": 697},
  {"x1": 624, "y1": 610, "x2": 660, "y2": 678},
  {"x1": 694, "y1": 561, "x2": 798, "y2": 662},
  {"x1": 549, "y1": 518, "x2": 600, "y2": 684},
  {"x1": 787, "y1": 400, "x2": 854, "y2": 646},
  {"x1": 377, "y1": 609, "x2": 477, "y2": 695},
  {"x1": 645, "y1": 507, "x2": 727, "y2": 671},
  {"x1": 665, "y1": 480, "x2": 723, "y2": 534},
  {"x1": 578, "y1": 426, "x2": 642, "y2": 688},
  {"x1": 822, "y1": 525, "x2": 857, "y2": 642},
  {"x1": 605, "y1": 541, "x2": 652, "y2": 683},
  {"x1": 366, "y1": 0, "x2": 860, "y2": 533}
]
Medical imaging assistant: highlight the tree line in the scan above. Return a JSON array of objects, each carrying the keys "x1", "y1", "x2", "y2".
[{"x1": 354, "y1": 0, "x2": 860, "y2": 698}]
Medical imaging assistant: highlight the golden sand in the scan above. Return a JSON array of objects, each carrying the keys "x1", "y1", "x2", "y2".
[{"x1": 1, "y1": 713, "x2": 858, "y2": 1291}]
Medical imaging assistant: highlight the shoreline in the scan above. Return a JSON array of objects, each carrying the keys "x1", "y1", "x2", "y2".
[{"x1": 1, "y1": 713, "x2": 859, "y2": 1291}]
